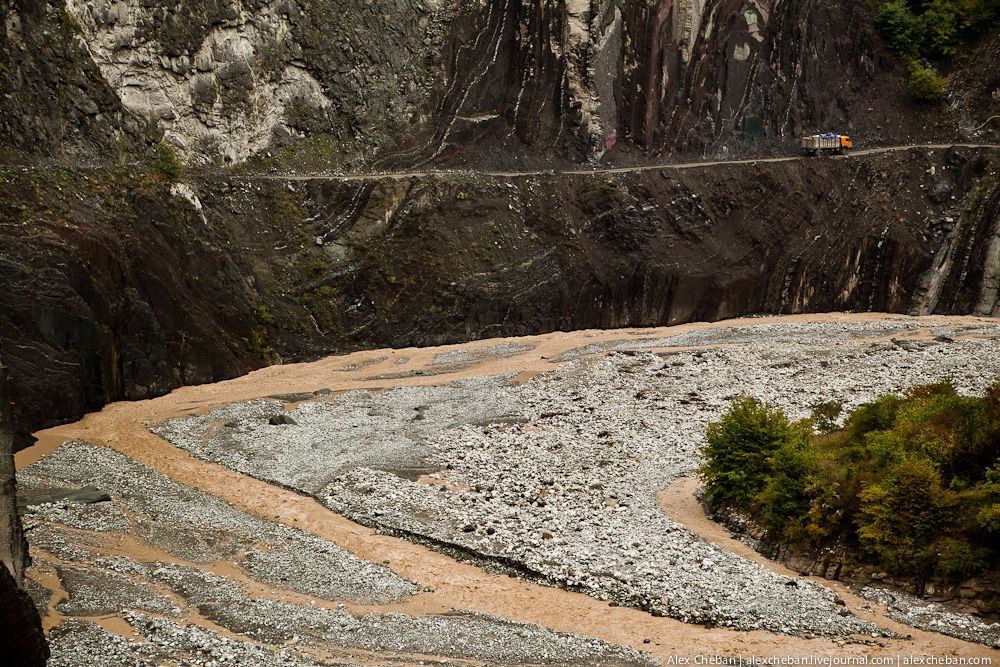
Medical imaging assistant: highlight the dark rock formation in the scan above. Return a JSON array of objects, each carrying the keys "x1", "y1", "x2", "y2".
[
  {"x1": 1, "y1": 147, "x2": 999, "y2": 439},
  {"x1": 603, "y1": 0, "x2": 915, "y2": 157},
  {"x1": 1, "y1": 358, "x2": 29, "y2": 582},
  {"x1": 0, "y1": 357, "x2": 48, "y2": 666},
  {"x1": 17, "y1": 486, "x2": 112, "y2": 508},
  {"x1": 0, "y1": 565, "x2": 48, "y2": 666},
  {"x1": 0, "y1": 0, "x2": 152, "y2": 163}
]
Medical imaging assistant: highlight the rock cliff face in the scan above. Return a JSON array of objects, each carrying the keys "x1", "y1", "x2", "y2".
[
  {"x1": 5, "y1": 1, "x2": 996, "y2": 168},
  {"x1": 2, "y1": 147, "x2": 999, "y2": 436},
  {"x1": 0, "y1": 360, "x2": 48, "y2": 666},
  {"x1": 0, "y1": 0, "x2": 152, "y2": 162},
  {"x1": 61, "y1": 0, "x2": 449, "y2": 166}
]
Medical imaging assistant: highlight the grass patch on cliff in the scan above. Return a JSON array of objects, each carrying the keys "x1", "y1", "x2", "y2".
[
  {"x1": 242, "y1": 305, "x2": 277, "y2": 362},
  {"x1": 700, "y1": 382, "x2": 1000, "y2": 591}
]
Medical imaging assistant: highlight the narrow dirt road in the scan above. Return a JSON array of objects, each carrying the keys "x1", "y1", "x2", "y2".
[
  {"x1": 259, "y1": 143, "x2": 1000, "y2": 182},
  {"x1": 18, "y1": 313, "x2": 1000, "y2": 663}
]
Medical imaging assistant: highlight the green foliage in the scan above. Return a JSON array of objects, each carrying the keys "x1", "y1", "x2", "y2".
[
  {"x1": 923, "y1": 0, "x2": 961, "y2": 57},
  {"x1": 934, "y1": 537, "x2": 988, "y2": 578},
  {"x1": 242, "y1": 305, "x2": 276, "y2": 362},
  {"x1": 153, "y1": 141, "x2": 185, "y2": 180},
  {"x1": 874, "y1": 0, "x2": 999, "y2": 61},
  {"x1": 857, "y1": 457, "x2": 952, "y2": 579},
  {"x1": 976, "y1": 462, "x2": 1000, "y2": 533},
  {"x1": 811, "y1": 400, "x2": 844, "y2": 433},
  {"x1": 755, "y1": 434, "x2": 819, "y2": 543},
  {"x1": 844, "y1": 393, "x2": 902, "y2": 443},
  {"x1": 255, "y1": 305, "x2": 275, "y2": 326},
  {"x1": 908, "y1": 59, "x2": 948, "y2": 101},
  {"x1": 701, "y1": 381, "x2": 1000, "y2": 584},
  {"x1": 699, "y1": 397, "x2": 796, "y2": 509},
  {"x1": 954, "y1": 0, "x2": 1000, "y2": 39},
  {"x1": 877, "y1": 1, "x2": 926, "y2": 54}
]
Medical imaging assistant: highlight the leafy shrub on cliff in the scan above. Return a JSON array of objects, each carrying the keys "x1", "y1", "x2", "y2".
[
  {"x1": 875, "y1": 0, "x2": 1000, "y2": 59},
  {"x1": 952, "y1": 0, "x2": 1000, "y2": 38},
  {"x1": 874, "y1": 0, "x2": 999, "y2": 100},
  {"x1": 154, "y1": 141, "x2": 185, "y2": 180},
  {"x1": 700, "y1": 381, "x2": 1000, "y2": 589},
  {"x1": 923, "y1": 0, "x2": 961, "y2": 57},
  {"x1": 907, "y1": 60, "x2": 948, "y2": 101},
  {"x1": 876, "y1": 1, "x2": 926, "y2": 54}
]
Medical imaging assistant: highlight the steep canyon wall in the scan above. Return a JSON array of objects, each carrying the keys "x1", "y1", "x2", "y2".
[
  {"x1": 2, "y1": 1, "x2": 996, "y2": 168},
  {"x1": 2, "y1": 147, "x2": 998, "y2": 438},
  {"x1": 1, "y1": 2, "x2": 998, "y2": 660}
]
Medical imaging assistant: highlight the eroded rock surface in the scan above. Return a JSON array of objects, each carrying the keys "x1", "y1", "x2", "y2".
[
  {"x1": 3, "y1": 1, "x2": 997, "y2": 166},
  {"x1": 3, "y1": 148, "x2": 999, "y2": 440},
  {"x1": 0, "y1": 359, "x2": 47, "y2": 667}
]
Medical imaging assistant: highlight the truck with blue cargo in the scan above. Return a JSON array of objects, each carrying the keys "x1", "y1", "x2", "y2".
[{"x1": 801, "y1": 133, "x2": 852, "y2": 155}]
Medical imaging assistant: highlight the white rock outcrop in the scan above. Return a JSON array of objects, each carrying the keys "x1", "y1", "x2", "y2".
[{"x1": 66, "y1": 0, "x2": 333, "y2": 164}]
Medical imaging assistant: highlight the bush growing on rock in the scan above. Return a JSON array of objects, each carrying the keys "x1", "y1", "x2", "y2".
[
  {"x1": 923, "y1": 0, "x2": 961, "y2": 57},
  {"x1": 700, "y1": 381, "x2": 1000, "y2": 591},
  {"x1": 876, "y1": 1, "x2": 926, "y2": 54},
  {"x1": 873, "y1": 0, "x2": 999, "y2": 100},
  {"x1": 907, "y1": 60, "x2": 948, "y2": 101},
  {"x1": 875, "y1": 0, "x2": 999, "y2": 57},
  {"x1": 755, "y1": 434, "x2": 820, "y2": 544},
  {"x1": 153, "y1": 141, "x2": 185, "y2": 180},
  {"x1": 976, "y1": 463, "x2": 1000, "y2": 533},
  {"x1": 857, "y1": 456, "x2": 952, "y2": 583}
]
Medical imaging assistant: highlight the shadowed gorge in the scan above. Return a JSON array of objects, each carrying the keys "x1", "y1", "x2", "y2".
[
  {"x1": 1, "y1": 1, "x2": 999, "y2": 663},
  {"x1": 2, "y1": 146, "x2": 1000, "y2": 436}
]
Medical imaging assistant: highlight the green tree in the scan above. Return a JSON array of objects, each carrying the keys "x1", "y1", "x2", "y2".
[
  {"x1": 154, "y1": 141, "x2": 185, "y2": 180},
  {"x1": 975, "y1": 461, "x2": 1000, "y2": 534},
  {"x1": 923, "y1": 0, "x2": 960, "y2": 57},
  {"x1": 933, "y1": 536, "x2": 986, "y2": 578},
  {"x1": 810, "y1": 401, "x2": 843, "y2": 434},
  {"x1": 756, "y1": 433, "x2": 819, "y2": 544},
  {"x1": 907, "y1": 59, "x2": 948, "y2": 101},
  {"x1": 699, "y1": 397, "x2": 795, "y2": 510},
  {"x1": 844, "y1": 393, "x2": 902, "y2": 444},
  {"x1": 857, "y1": 457, "x2": 953, "y2": 588},
  {"x1": 702, "y1": 384, "x2": 999, "y2": 587},
  {"x1": 956, "y1": 0, "x2": 1000, "y2": 38},
  {"x1": 876, "y1": 1, "x2": 926, "y2": 54}
]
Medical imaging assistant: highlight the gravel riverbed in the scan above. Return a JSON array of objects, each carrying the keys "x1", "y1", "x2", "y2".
[
  {"x1": 20, "y1": 442, "x2": 654, "y2": 666},
  {"x1": 861, "y1": 588, "x2": 1000, "y2": 647},
  {"x1": 22, "y1": 319, "x2": 1000, "y2": 662},
  {"x1": 157, "y1": 321, "x2": 1000, "y2": 643}
]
